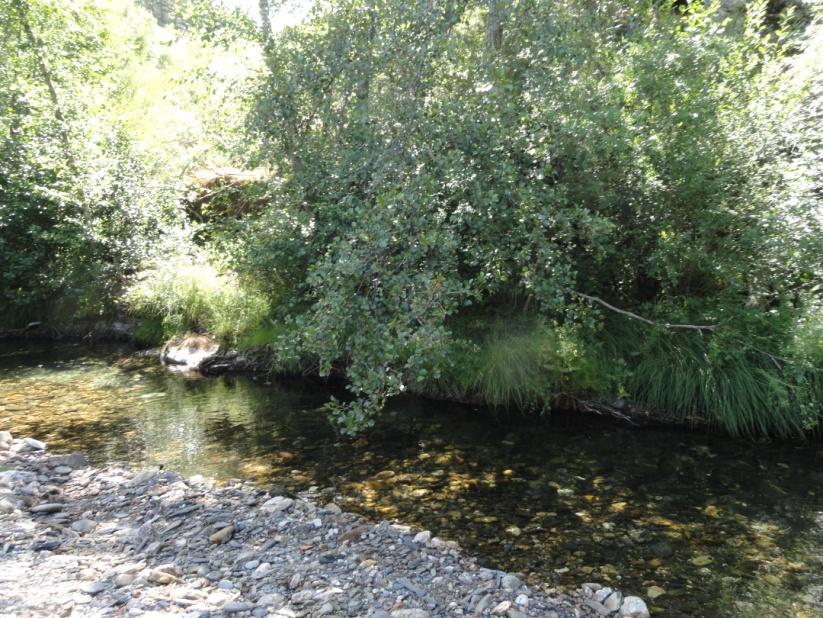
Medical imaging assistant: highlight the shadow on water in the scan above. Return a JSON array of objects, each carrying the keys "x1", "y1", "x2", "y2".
[{"x1": 1, "y1": 342, "x2": 822, "y2": 617}]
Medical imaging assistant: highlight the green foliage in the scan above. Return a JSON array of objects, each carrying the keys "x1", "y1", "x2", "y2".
[
  {"x1": 0, "y1": 0, "x2": 257, "y2": 328},
  {"x1": 123, "y1": 251, "x2": 270, "y2": 344},
  {"x1": 625, "y1": 327, "x2": 823, "y2": 437},
  {"x1": 238, "y1": 0, "x2": 822, "y2": 433}
]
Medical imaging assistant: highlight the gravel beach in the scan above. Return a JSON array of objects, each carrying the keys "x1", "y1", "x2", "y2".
[{"x1": 0, "y1": 432, "x2": 648, "y2": 617}]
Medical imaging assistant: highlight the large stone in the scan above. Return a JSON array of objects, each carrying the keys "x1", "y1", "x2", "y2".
[
  {"x1": 0, "y1": 431, "x2": 12, "y2": 443},
  {"x1": 162, "y1": 335, "x2": 220, "y2": 369},
  {"x1": 620, "y1": 596, "x2": 650, "y2": 618},
  {"x1": 261, "y1": 496, "x2": 293, "y2": 513},
  {"x1": 604, "y1": 591, "x2": 623, "y2": 612}
]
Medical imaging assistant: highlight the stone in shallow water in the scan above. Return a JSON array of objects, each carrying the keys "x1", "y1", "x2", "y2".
[
  {"x1": 646, "y1": 586, "x2": 665, "y2": 600},
  {"x1": 620, "y1": 596, "x2": 650, "y2": 618},
  {"x1": 691, "y1": 554, "x2": 713, "y2": 567}
]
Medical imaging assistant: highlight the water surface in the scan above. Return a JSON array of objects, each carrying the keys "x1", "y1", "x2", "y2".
[{"x1": 0, "y1": 343, "x2": 821, "y2": 617}]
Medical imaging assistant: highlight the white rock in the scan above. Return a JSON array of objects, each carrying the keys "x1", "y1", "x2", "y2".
[
  {"x1": 604, "y1": 591, "x2": 623, "y2": 612},
  {"x1": 515, "y1": 594, "x2": 529, "y2": 606},
  {"x1": 0, "y1": 431, "x2": 12, "y2": 443},
  {"x1": 261, "y1": 496, "x2": 293, "y2": 513},
  {"x1": 413, "y1": 530, "x2": 432, "y2": 544},
  {"x1": 620, "y1": 596, "x2": 650, "y2": 618},
  {"x1": 23, "y1": 438, "x2": 46, "y2": 451}
]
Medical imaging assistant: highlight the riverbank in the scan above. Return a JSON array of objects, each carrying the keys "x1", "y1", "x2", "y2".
[{"x1": 0, "y1": 432, "x2": 649, "y2": 617}]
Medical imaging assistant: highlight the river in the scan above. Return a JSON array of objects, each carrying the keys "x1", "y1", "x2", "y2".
[{"x1": 0, "y1": 342, "x2": 821, "y2": 617}]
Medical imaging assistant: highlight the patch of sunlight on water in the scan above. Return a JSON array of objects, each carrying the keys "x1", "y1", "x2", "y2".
[{"x1": 1, "y1": 342, "x2": 822, "y2": 617}]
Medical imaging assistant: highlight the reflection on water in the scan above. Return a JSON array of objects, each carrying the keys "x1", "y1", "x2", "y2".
[{"x1": 1, "y1": 343, "x2": 822, "y2": 617}]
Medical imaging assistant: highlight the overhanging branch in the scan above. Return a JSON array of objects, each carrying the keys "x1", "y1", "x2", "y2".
[{"x1": 574, "y1": 292, "x2": 717, "y2": 332}]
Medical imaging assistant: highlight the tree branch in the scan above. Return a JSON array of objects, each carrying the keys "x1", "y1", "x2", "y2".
[{"x1": 574, "y1": 292, "x2": 717, "y2": 332}]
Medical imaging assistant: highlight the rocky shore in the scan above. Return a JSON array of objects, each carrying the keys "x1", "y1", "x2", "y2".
[{"x1": 0, "y1": 433, "x2": 649, "y2": 617}]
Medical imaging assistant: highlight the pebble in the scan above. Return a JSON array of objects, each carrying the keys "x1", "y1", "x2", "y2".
[
  {"x1": 71, "y1": 518, "x2": 96, "y2": 534},
  {"x1": 501, "y1": 574, "x2": 522, "y2": 590},
  {"x1": 0, "y1": 432, "x2": 640, "y2": 618},
  {"x1": 224, "y1": 601, "x2": 255, "y2": 613},
  {"x1": 23, "y1": 438, "x2": 46, "y2": 451},
  {"x1": 253, "y1": 562, "x2": 272, "y2": 579},
  {"x1": 30, "y1": 502, "x2": 62, "y2": 513},
  {"x1": 209, "y1": 524, "x2": 234, "y2": 544},
  {"x1": 390, "y1": 610, "x2": 430, "y2": 618}
]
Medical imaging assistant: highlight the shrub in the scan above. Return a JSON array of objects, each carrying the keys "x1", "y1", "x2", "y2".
[{"x1": 124, "y1": 252, "x2": 270, "y2": 345}]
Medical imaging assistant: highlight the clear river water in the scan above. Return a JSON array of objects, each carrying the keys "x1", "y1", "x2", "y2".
[{"x1": 0, "y1": 342, "x2": 821, "y2": 617}]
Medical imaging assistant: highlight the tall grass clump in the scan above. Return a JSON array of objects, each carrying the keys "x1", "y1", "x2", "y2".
[
  {"x1": 614, "y1": 326, "x2": 823, "y2": 438},
  {"x1": 124, "y1": 252, "x2": 269, "y2": 345},
  {"x1": 419, "y1": 317, "x2": 616, "y2": 412}
]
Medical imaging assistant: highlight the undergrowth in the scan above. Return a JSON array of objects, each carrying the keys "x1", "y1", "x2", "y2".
[{"x1": 124, "y1": 252, "x2": 269, "y2": 345}]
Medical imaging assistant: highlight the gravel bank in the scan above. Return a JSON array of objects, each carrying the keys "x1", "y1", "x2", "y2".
[{"x1": 0, "y1": 433, "x2": 649, "y2": 617}]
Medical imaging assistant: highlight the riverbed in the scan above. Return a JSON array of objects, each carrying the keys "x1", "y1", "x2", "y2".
[{"x1": 0, "y1": 342, "x2": 821, "y2": 617}]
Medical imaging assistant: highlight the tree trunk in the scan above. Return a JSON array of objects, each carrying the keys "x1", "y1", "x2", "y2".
[
  {"x1": 259, "y1": 0, "x2": 273, "y2": 50},
  {"x1": 486, "y1": 0, "x2": 503, "y2": 52},
  {"x1": 14, "y1": 0, "x2": 78, "y2": 177}
]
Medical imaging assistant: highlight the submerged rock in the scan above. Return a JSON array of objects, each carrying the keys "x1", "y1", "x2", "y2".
[{"x1": 620, "y1": 596, "x2": 650, "y2": 618}]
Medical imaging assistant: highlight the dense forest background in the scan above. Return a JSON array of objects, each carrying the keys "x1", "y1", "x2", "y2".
[{"x1": 1, "y1": 0, "x2": 822, "y2": 436}]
